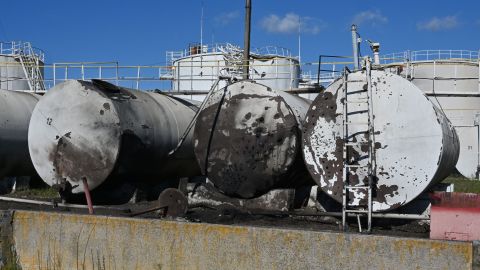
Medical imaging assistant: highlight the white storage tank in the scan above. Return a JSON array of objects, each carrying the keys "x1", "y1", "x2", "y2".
[
  {"x1": 170, "y1": 43, "x2": 300, "y2": 100},
  {"x1": 302, "y1": 69, "x2": 459, "y2": 212},
  {"x1": 0, "y1": 41, "x2": 45, "y2": 92},
  {"x1": 383, "y1": 50, "x2": 480, "y2": 179}
]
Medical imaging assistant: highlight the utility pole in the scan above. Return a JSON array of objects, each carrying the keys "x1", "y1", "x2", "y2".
[{"x1": 242, "y1": 0, "x2": 252, "y2": 80}]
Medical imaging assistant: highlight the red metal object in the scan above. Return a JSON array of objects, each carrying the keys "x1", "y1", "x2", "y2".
[
  {"x1": 430, "y1": 192, "x2": 480, "y2": 241},
  {"x1": 82, "y1": 178, "x2": 94, "y2": 215}
]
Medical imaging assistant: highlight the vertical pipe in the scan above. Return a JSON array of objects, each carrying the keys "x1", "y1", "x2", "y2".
[
  {"x1": 82, "y1": 178, "x2": 94, "y2": 214},
  {"x1": 373, "y1": 52, "x2": 380, "y2": 65},
  {"x1": 351, "y1": 24, "x2": 359, "y2": 70},
  {"x1": 317, "y1": 55, "x2": 321, "y2": 85},
  {"x1": 298, "y1": 16, "x2": 301, "y2": 63},
  {"x1": 242, "y1": 0, "x2": 252, "y2": 80},
  {"x1": 200, "y1": 1, "x2": 204, "y2": 51}
]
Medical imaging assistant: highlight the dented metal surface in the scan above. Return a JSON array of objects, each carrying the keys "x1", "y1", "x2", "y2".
[
  {"x1": 302, "y1": 70, "x2": 459, "y2": 212},
  {"x1": 193, "y1": 81, "x2": 312, "y2": 198},
  {"x1": 0, "y1": 90, "x2": 39, "y2": 178},
  {"x1": 28, "y1": 80, "x2": 200, "y2": 198}
]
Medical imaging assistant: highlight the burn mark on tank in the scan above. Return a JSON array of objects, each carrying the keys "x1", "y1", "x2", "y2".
[
  {"x1": 376, "y1": 184, "x2": 399, "y2": 203},
  {"x1": 193, "y1": 82, "x2": 304, "y2": 198},
  {"x1": 48, "y1": 135, "x2": 114, "y2": 185},
  {"x1": 100, "y1": 109, "x2": 104, "y2": 115},
  {"x1": 308, "y1": 91, "x2": 339, "y2": 123},
  {"x1": 103, "y1": 103, "x2": 110, "y2": 110}
]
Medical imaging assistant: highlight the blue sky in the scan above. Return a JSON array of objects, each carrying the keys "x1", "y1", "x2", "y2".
[{"x1": 1, "y1": 0, "x2": 479, "y2": 65}]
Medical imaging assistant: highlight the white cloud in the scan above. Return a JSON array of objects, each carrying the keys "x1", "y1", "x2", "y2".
[
  {"x1": 417, "y1": 16, "x2": 458, "y2": 31},
  {"x1": 215, "y1": 11, "x2": 240, "y2": 25},
  {"x1": 260, "y1": 13, "x2": 325, "y2": 35},
  {"x1": 352, "y1": 10, "x2": 388, "y2": 26}
]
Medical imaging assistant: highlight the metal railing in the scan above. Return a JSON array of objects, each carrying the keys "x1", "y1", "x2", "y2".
[
  {"x1": 166, "y1": 43, "x2": 293, "y2": 66},
  {"x1": 251, "y1": 46, "x2": 291, "y2": 57},
  {"x1": 0, "y1": 41, "x2": 45, "y2": 62},
  {"x1": 0, "y1": 59, "x2": 343, "y2": 92},
  {"x1": 381, "y1": 50, "x2": 480, "y2": 64}
]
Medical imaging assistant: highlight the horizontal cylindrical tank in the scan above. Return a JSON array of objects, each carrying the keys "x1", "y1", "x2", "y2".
[
  {"x1": 0, "y1": 90, "x2": 39, "y2": 178},
  {"x1": 302, "y1": 70, "x2": 459, "y2": 212},
  {"x1": 193, "y1": 80, "x2": 312, "y2": 198},
  {"x1": 28, "y1": 80, "x2": 201, "y2": 198}
]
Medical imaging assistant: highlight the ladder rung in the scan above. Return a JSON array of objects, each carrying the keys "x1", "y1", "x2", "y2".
[
  {"x1": 345, "y1": 122, "x2": 369, "y2": 125},
  {"x1": 345, "y1": 164, "x2": 367, "y2": 168},
  {"x1": 346, "y1": 100, "x2": 368, "y2": 104},
  {"x1": 346, "y1": 79, "x2": 364, "y2": 83},
  {"x1": 345, "y1": 186, "x2": 370, "y2": 189},
  {"x1": 344, "y1": 142, "x2": 368, "y2": 146},
  {"x1": 344, "y1": 209, "x2": 369, "y2": 214}
]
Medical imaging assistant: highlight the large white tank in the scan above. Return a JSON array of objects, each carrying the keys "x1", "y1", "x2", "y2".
[
  {"x1": 302, "y1": 69, "x2": 459, "y2": 212},
  {"x1": 170, "y1": 44, "x2": 300, "y2": 100},
  {"x1": 0, "y1": 41, "x2": 45, "y2": 91},
  {"x1": 383, "y1": 50, "x2": 480, "y2": 178}
]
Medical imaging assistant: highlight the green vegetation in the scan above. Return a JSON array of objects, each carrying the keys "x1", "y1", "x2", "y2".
[
  {"x1": 442, "y1": 174, "x2": 480, "y2": 193},
  {"x1": 10, "y1": 187, "x2": 60, "y2": 200}
]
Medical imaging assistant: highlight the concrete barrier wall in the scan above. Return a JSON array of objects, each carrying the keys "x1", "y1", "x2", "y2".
[{"x1": 5, "y1": 210, "x2": 476, "y2": 269}]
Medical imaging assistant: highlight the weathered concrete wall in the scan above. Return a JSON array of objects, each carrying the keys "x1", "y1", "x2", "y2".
[{"x1": 8, "y1": 210, "x2": 476, "y2": 270}]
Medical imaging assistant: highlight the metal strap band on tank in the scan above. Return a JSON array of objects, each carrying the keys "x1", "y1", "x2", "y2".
[
  {"x1": 168, "y1": 76, "x2": 231, "y2": 156},
  {"x1": 204, "y1": 85, "x2": 229, "y2": 175}
]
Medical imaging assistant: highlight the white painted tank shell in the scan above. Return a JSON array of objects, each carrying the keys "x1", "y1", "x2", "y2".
[{"x1": 302, "y1": 70, "x2": 459, "y2": 212}]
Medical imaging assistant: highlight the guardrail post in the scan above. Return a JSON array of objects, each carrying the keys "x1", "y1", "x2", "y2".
[
  {"x1": 136, "y1": 66, "x2": 140, "y2": 90},
  {"x1": 115, "y1": 62, "x2": 119, "y2": 86},
  {"x1": 81, "y1": 64, "x2": 85, "y2": 80},
  {"x1": 53, "y1": 63, "x2": 56, "y2": 86}
]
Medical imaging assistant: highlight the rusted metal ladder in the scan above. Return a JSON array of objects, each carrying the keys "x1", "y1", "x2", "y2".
[{"x1": 341, "y1": 58, "x2": 376, "y2": 233}]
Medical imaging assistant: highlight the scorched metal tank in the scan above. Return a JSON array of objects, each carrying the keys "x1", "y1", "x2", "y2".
[
  {"x1": 28, "y1": 80, "x2": 200, "y2": 201},
  {"x1": 302, "y1": 70, "x2": 459, "y2": 212},
  {"x1": 0, "y1": 90, "x2": 39, "y2": 178},
  {"x1": 193, "y1": 80, "x2": 312, "y2": 199}
]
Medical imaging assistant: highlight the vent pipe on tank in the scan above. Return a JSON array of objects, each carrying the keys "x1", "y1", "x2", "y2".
[
  {"x1": 242, "y1": 0, "x2": 252, "y2": 80},
  {"x1": 351, "y1": 24, "x2": 361, "y2": 70}
]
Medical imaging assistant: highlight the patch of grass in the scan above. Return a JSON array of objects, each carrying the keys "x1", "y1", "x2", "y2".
[
  {"x1": 10, "y1": 187, "x2": 60, "y2": 200},
  {"x1": 442, "y1": 175, "x2": 480, "y2": 193}
]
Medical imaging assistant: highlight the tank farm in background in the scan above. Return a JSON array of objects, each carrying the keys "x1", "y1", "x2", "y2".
[{"x1": 0, "y1": 19, "x2": 479, "y2": 270}]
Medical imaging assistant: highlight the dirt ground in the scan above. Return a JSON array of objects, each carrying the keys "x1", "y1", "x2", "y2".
[{"x1": 0, "y1": 194, "x2": 430, "y2": 239}]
